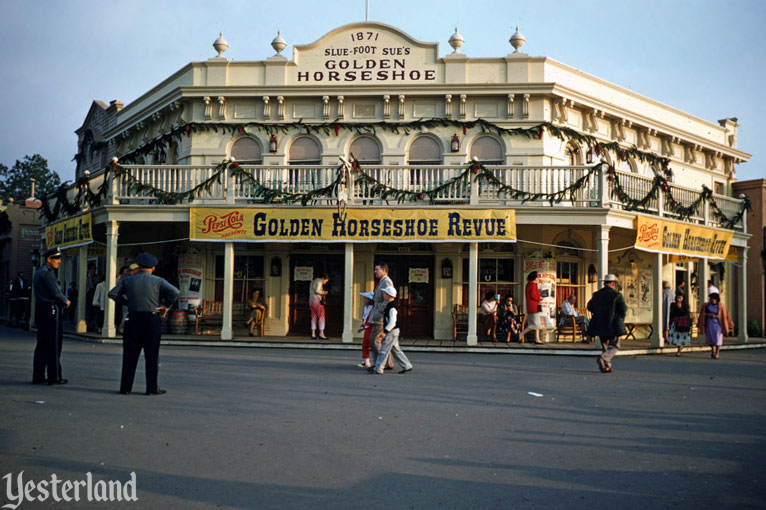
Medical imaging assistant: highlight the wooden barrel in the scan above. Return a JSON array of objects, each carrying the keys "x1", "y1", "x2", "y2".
[{"x1": 169, "y1": 310, "x2": 188, "y2": 335}]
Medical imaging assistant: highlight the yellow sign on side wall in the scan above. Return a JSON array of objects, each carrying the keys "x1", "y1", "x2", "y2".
[
  {"x1": 635, "y1": 216, "x2": 733, "y2": 260},
  {"x1": 190, "y1": 208, "x2": 516, "y2": 243},
  {"x1": 45, "y1": 213, "x2": 93, "y2": 250}
]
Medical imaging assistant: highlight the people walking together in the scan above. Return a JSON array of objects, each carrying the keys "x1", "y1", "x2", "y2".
[
  {"x1": 368, "y1": 286, "x2": 413, "y2": 375},
  {"x1": 587, "y1": 274, "x2": 627, "y2": 373},
  {"x1": 370, "y1": 262, "x2": 395, "y2": 370}
]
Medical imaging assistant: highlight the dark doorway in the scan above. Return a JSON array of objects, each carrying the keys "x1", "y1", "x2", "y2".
[{"x1": 378, "y1": 255, "x2": 434, "y2": 338}]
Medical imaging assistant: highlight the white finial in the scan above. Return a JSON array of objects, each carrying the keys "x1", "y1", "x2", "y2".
[
  {"x1": 510, "y1": 26, "x2": 525, "y2": 53},
  {"x1": 448, "y1": 26, "x2": 464, "y2": 53},
  {"x1": 213, "y1": 32, "x2": 229, "y2": 57},
  {"x1": 271, "y1": 30, "x2": 287, "y2": 55}
]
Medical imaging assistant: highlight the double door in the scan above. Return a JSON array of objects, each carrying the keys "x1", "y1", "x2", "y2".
[
  {"x1": 382, "y1": 256, "x2": 434, "y2": 338},
  {"x1": 289, "y1": 254, "x2": 344, "y2": 336}
]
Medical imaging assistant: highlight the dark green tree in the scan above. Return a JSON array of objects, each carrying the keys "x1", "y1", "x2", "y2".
[{"x1": 0, "y1": 154, "x2": 62, "y2": 202}]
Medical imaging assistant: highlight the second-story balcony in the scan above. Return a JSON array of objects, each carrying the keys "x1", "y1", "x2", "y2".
[{"x1": 56, "y1": 163, "x2": 747, "y2": 232}]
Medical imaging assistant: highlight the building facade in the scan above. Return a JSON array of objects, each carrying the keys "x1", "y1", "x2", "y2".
[
  {"x1": 733, "y1": 179, "x2": 765, "y2": 334},
  {"x1": 49, "y1": 23, "x2": 751, "y2": 344}
]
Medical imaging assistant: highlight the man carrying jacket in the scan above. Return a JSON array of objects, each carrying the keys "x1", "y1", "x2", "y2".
[{"x1": 587, "y1": 274, "x2": 627, "y2": 373}]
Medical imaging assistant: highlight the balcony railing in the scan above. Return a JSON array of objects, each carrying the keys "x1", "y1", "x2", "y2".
[{"x1": 52, "y1": 164, "x2": 746, "y2": 231}]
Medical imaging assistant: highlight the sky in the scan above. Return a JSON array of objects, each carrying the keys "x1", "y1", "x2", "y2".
[{"x1": 0, "y1": 0, "x2": 764, "y2": 184}]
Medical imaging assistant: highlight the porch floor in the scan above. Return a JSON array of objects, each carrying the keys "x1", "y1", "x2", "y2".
[{"x1": 62, "y1": 324, "x2": 766, "y2": 356}]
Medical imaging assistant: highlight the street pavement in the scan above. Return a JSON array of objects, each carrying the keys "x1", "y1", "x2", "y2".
[{"x1": 1, "y1": 325, "x2": 765, "y2": 510}]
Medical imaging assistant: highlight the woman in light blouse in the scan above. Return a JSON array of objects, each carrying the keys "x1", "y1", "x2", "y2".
[{"x1": 309, "y1": 274, "x2": 329, "y2": 340}]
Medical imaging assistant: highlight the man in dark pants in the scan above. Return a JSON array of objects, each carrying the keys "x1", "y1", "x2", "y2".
[
  {"x1": 32, "y1": 248, "x2": 71, "y2": 385},
  {"x1": 108, "y1": 252, "x2": 179, "y2": 396},
  {"x1": 9, "y1": 272, "x2": 30, "y2": 327},
  {"x1": 587, "y1": 274, "x2": 627, "y2": 373}
]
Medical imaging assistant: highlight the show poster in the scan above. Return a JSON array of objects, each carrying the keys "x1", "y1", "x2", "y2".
[
  {"x1": 178, "y1": 254, "x2": 204, "y2": 311},
  {"x1": 524, "y1": 259, "x2": 557, "y2": 329}
]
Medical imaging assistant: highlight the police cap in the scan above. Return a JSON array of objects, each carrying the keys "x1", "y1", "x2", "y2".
[
  {"x1": 43, "y1": 247, "x2": 63, "y2": 259},
  {"x1": 136, "y1": 252, "x2": 159, "y2": 268}
]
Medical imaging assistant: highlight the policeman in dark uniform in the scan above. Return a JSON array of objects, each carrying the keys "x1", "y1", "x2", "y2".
[
  {"x1": 32, "y1": 247, "x2": 71, "y2": 385},
  {"x1": 108, "y1": 252, "x2": 179, "y2": 396}
]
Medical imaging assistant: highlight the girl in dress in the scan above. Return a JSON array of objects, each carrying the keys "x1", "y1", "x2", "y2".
[{"x1": 697, "y1": 292, "x2": 734, "y2": 359}]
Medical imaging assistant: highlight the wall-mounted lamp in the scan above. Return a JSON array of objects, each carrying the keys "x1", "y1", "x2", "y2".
[
  {"x1": 270, "y1": 256, "x2": 282, "y2": 277},
  {"x1": 587, "y1": 264, "x2": 598, "y2": 283},
  {"x1": 30, "y1": 248, "x2": 40, "y2": 268},
  {"x1": 269, "y1": 134, "x2": 278, "y2": 153},
  {"x1": 586, "y1": 148, "x2": 594, "y2": 164},
  {"x1": 450, "y1": 133, "x2": 460, "y2": 153},
  {"x1": 441, "y1": 258, "x2": 453, "y2": 279}
]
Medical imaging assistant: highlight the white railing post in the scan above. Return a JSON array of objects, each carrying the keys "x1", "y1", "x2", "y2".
[
  {"x1": 598, "y1": 162, "x2": 607, "y2": 208},
  {"x1": 225, "y1": 162, "x2": 235, "y2": 204}
]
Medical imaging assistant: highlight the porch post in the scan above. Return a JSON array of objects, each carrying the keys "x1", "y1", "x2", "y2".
[
  {"x1": 467, "y1": 242, "x2": 478, "y2": 345},
  {"x1": 651, "y1": 252, "x2": 664, "y2": 347},
  {"x1": 103, "y1": 221, "x2": 118, "y2": 338},
  {"x1": 221, "y1": 241, "x2": 234, "y2": 340},
  {"x1": 342, "y1": 242, "x2": 354, "y2": 343},
  {"x1": 698, "y1": 258, "x2": 710, "y2": 309},
  {"x1": 77, "y1": 245, "x2": 88, "y2": 333},
  {"x1": 738, "y1": 248, "x2": 748, "y2": 342},
  {"x1": 597, "y1": 226, "x2": 610, "y2": 286}
]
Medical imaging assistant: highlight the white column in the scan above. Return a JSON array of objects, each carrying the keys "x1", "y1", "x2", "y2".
[
  {"x1": 467, "y1": 242, "x2": 478, "y2": 345},
  {"x1": 221, "y1": 242, "x2": 234, "y2": 340},
  {"x1": 77, "y1": 245, "x2": 88, "y2": 333},
  {"x1": 738, "y1": 248, "x2": 748, "y2": 342},
  {"x1": 598, "y1": 226, "x2": 611, "y2": 286},
  {"x1": 698, "y1": 258, "x2": 710, "y2": 310},
  {"x1": 103, "y1": 221, "x2": 119, "y2": 338},
  {"x1": 342, "y1": 243, "x2": 354, "y2": 343},
  {"x1": 651, "y1": 252, "x2": 664, "y2": 347}
]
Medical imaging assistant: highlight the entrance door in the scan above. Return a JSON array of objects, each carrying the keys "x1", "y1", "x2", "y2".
[
  {"x1": 289, "y1": 254, "x2": 344, "y2": 336},
  {"x1": 383, "y1": 256, "x2": 434, "y2": 338}
]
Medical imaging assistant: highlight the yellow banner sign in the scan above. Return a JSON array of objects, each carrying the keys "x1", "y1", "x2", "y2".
[
  {"x1": 45, "y1": 213, "x2": 93, "y2": 250},
  {"x1": 635, "y1": 216, "x2": 732, "y2": 260},
  {"x1": 190, "y1": 208, "x2": 516, "y2": 243}
]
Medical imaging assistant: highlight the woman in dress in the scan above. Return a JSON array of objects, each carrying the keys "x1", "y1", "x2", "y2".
[
  {"x1": 245, "y1": 288, "x2": 267, "y2": 337},
  {"x1": 309, "y1": 274, "x2": 329, "y2": 340},
  {"x1": 357, "y1": 291, "x2": 374, "y2": 367},
  {"x1": 697, "y1": 292, "x2": 734, "y2": 359},
  {"x1": 496, "y1": 295, "x2": 521, "y2": 343},
  {"x1": 667, "y1": 293, "x2": 691, "y2": 356}
]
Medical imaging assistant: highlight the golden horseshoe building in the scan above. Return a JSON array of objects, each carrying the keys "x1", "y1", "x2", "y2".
[{"x1": 50, "y1": 23, "x2": 751, "y2": 345}]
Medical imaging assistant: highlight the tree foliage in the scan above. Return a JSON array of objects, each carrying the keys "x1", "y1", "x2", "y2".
[{"x1": 0, "y1": 154, "x2": 62, "y2": 202}]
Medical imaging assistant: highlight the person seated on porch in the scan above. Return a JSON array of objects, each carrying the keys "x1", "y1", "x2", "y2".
[
  {"x1": 246, "y1": 288, "x2": 267, "y2": 337},
  {"x1": 479, "y1": 291, "x2": 498, "y2": 341},
  {"x1": 559, "y1": 294, "x2": 590, "y2": 342},
  {"x1": 497, "y1": 295, "x2": 521, "y2": 343}
]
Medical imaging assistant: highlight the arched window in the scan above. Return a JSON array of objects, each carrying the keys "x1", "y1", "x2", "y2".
[
  {"x1": 289, "y1": 136, "x2": 321, "y2": 165},
  {"x1": 470, "y1": 136, "x2": 504, "y2": 164},
  {"x1": 565, "y1": 142, "x2": 581, "y2": 165},
  {"x1": 231, "y1": 137, "x2": 263, "y2": 164},
  {"x1": 349, "y1": 136, "x2": 381, "y2": 164},
  {"x1": 408, "y1": 136, "x2": 442, "y2": 165},
  {"x1": 168, "y1": 142, "x2": 179, "y2": 165}
]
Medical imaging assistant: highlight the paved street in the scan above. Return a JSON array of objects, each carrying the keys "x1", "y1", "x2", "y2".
[{"x1": 1, "y1": 325, "x2": 765, "y2": 509}]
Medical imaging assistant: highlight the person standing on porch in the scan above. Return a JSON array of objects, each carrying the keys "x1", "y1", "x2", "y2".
[
  {"x1": 519, "y1": 271, "x2": 543, "y2": 344},
  {"x1": 32, "y1": 248, "x2": 70, "y2": 385},
  {"x1": 698, "y1": 292, "x2": 733, "y2": 360},
  {"x1": 368, "y1": 286, "x2": 413, "y2": 375},
  {"x1": 309, "y1": 274, "x2": 329, "y2": 340},
  {"x1": 108, "y1": 252, "x2": 179, "y2": 395},
  {"x1": 370, "y1": 262, "x2": 395, "y2": 370},
  {"x1": 588, "y1": 274, "x2": 627, "y2": 373},
  {"x1": 662, "y1": 280, "x2": 676, "y2": 342}
]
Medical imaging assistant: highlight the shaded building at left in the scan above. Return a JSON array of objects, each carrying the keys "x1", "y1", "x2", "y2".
[{"x1": 0, "y1": 191, "x2": 42, "y2": 325}]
